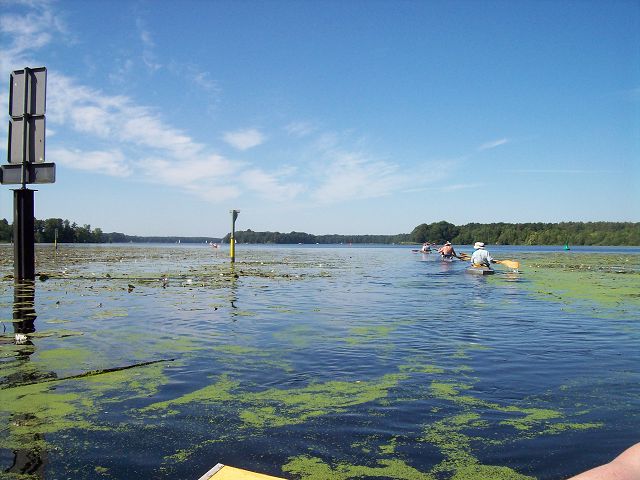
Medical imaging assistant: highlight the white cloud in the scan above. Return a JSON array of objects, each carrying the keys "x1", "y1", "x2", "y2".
[
  {"x1": 192, "y1": 70, "x2": 219, "y2": 93},
  {"x1": 42, "y1": 69, "x2": 245, "y2": 204},
  {"x1": 0, "y1": 0, "x2": 436, "y2": 212},
  {"x1": 285, "y1": 121, "x2": 317, "y2": 137},
  {"x1": 183, "y1": 183, "x2": 240, "y2": 203},
  {"x1": 48, "y1": 73, "x2": 204, "y2": 157},
  {"x1": 311, "y1": 151, "x2": 412, "y2": 204},
  {"x1": 135, "y1": 17, "x2": 161, "y2": 72},
  {"x1": 478, "y1": 138, "x2": 509, "y2": 151},
  {"x1": 139, "y1": 154, "x2": 240, "y2": 186},
  {"x1": 109, "y1": 58, "x2": 134, "y2": 85},
  {"x1": 50, "y1": 147, "x2": 132, "y2": 177},
  {"x1": 442, "y1": 183, "x2": 483, "y2": 191},
  {"x1": 0, "y1": 2, "x2": 62, "y2": 73},
  {"x1": 509, "y1": 169, "x2": 600, "y2": 174},
  {"x1": 223, "y1": 129, "x2": 266, "y2": 150},
  {"x1": 241, "y1": 168, "x2": 304, "y2": 201}
]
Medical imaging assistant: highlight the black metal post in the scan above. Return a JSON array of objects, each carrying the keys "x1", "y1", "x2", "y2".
[{"x1": 13, "y1": 188, "x2": 35, "y2": 281}]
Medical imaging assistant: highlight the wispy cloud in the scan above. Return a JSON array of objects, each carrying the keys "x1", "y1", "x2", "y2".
[
  {"x1": 135, "y1": 17, "x2": 161, "y2": 72},
  {"x1": 0, "y1": 2, "x2": 298, "y2": 206},
  {"x1": 509, "y1": 169, "x2": 601, "y2": 174},
  {"x1": 442, "y1": 183, "x2": 483, "y2": 191},
  {"x1": 0, "y1": 9, "x2": 54, "y2": 62},
  {"x1": 108, "y1": 58, "x2": 134, "y2": 85},
  {"x1": 241, "y1": 169, "x2": 305, "y2": 201},
  {"x1": 285, "y1": 121, "x2": 317, "y2": 137},
  {"x1": 478, "y1": 138, "x2": 509, "y2": 151},
  {"x1": 139, "y1": 154, "x2": 240, "y2": 186},
  {"x1": 50, "y1": 147, "x2": 132, "y2": 177},
  {"x1": 310, "y1": 150, "x2": 414, "y2": 204},
  {"x1": 192, "y1": 69, "x2": 219, "y2": 93},
  {"x1": 0, "y1": 0, "x2": 65, "y2": 146},
  {"x1": 0, "y1": 0, "x2": 445, "y2": 211},
  {"x1": 223, "y1": 129, "x2": 266, "y2": 151}
]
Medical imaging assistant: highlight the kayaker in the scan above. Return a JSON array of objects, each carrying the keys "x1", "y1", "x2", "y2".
[
  {"x1": 470, "y1": 242, "x2": 496, "y2": 268},
  {"x1": 438, "y1": 241, "x2": 457, "y2": 259},
  {"x1": 420, "y1": 242, "x2": 431, "y2": 253}
]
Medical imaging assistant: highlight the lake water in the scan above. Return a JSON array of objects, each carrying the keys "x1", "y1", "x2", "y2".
[{"x1": 0, "y1": 244, "x2": 639, "y2": 480}]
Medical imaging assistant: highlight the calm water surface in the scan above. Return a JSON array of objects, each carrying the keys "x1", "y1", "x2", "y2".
[{"x1": 0, "y1": 244, "x2": 638, "y2": 480}]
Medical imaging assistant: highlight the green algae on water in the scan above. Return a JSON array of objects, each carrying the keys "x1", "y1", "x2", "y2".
[
  {"x1": 141, "y1": 374, "x2": 239, "y2": 413},
  {"x1": 34, "y1": 347, "x2": 94, "y2": 372},
  {"x1": 0, "y1": 382, "x2": 96, "y2": 451},
  {"x1": 0, "y1": 359, "x2": 174, "y2": 454},
  {"x1": 141, "y1": 372, "x2": 408, "y2": 429},
  {"x1": 521, "y1": 253, "x2": 640, "y2": 315},
  {"x1": 239, "y1": 373, "x2": 408, "y2": 429},
  {"x1": 451, "y1": 464, "x2": 536, "y2": 480},
  {"x1": 282, "y1": 455, "x2": 434, "y2": 480},
  {"x1": 344, "y1": 325, "x2": 396, "y2": 345}
]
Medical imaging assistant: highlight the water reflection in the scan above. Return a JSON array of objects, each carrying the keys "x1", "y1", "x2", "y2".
[
  {"x1": 5, "y1": 281, "x2": 47, "y2": 478},
  {"x1": 5, "y1": 446, "x2": 47, "y2": 479},
  {"x1": 229, "y1": 265, "x2": 239, "y2": 313},
  {"x1": 13, "y1": 281, "x2": 36, "y2": 344}
]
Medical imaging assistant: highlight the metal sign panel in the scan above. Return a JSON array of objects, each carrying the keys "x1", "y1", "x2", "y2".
[
  {"x1": 8, "y1": 117, "x2": 46, "y2": 164},
  {"x1": 9, "y1": 67, "x2": 47, "y2": 117},
  {"x1": 0, "y1": 163, "x2": 56, "y2": 185}
]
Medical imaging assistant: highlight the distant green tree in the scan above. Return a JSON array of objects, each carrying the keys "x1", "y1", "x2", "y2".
[
  {"x1": 75, "y1": 224, "x2": 93, "y2": 243},
  {"x1": 93, "y1": 228, "x2": 104, "y2": 243},
  {"x1": 43, "y1": 218, "x2": 65, "y2": 243},
  {"x1": 427, "y1": 221, "x2": 459, "y2": 243},
  {"x1": 409, "y1": 224, "x2": 430, "y2": 243},
  {"x1": 0, "y1": 218, "x2": 11, "y2": 242},
  {"x1": 0, "y1": 217, "x2": 638, "y2": 245}
]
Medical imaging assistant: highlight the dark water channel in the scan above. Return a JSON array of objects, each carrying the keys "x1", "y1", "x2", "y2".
[{"x1": 0, "y1": 244, "x2": 638, "y2": 480}]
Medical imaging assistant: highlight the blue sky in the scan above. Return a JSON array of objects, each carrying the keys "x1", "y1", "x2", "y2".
[{"x1": 1, "y1": 0, "x2": 638, "y2": 237}]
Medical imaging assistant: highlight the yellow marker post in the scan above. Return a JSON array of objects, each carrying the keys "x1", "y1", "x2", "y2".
[{"x1": 230, "y1": 209, "x2": 239, "y2": 263}]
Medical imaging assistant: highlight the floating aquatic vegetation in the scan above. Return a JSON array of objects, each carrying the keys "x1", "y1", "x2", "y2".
[
  {"x1": 0, "y1": 360, "x2": 174, "y2": 453},
  {"x1": 519, "y1": 253, "x2": 640, "y2": 315},
  {"x1": 0, "y1": 245, "x2": 635, "y2": 479},
  {"x1": 282, "y1": 456, "x2": 434, "y2": 480},
  {"x1": 238, "y1": 373, "x2": 408, "y2": 429},
  {"x1": 142, "y1": 372, "x2": 408, "y2": 430},
  {"x1": 344, "y1": 325, "x2": 396, "y2": 345}
]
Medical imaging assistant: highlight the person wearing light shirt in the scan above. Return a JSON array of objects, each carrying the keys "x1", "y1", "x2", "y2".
[{"x1": 470, "y1": 242, "x2": 495, "y2": 268}]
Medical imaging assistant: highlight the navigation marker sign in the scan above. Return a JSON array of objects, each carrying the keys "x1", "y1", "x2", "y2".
[
  {"x1": 9, "y1": 67, "x2": 47, "y2": 117},
  {"x1": 3, "y1": 66, "x2": 54, "y2": 186},
  {"x1": 3, "y1": 66, "x2": 55, "y2": 281}
]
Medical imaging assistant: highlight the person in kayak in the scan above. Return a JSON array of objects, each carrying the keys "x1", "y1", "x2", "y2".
[
  {"x1": 438, "y1": 241, "x2": 457, "y2": 259},
  {"x1": 420, "y1": 242, "x2": 431, "y2": 253},
  {"x1": 470, "y1": 242, "x2": 496, "y2": 268}
]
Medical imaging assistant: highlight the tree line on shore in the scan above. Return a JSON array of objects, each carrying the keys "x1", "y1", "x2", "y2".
[
  {"x1": 224, "y1": 221, "x2": 639, "y2": 246},
  {"x1": 0, "y1": 218, "x2": 220, "y2": 244},
  {"x1": 0, "y1": 218, "x2": 637, "y2": 246}
]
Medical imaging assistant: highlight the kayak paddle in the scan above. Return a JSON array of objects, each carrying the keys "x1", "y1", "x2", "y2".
[{"x1": 495, "y1": 259, "x2": 520, "y2": 269}]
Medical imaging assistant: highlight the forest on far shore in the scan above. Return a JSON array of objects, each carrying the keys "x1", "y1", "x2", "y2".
[
  {"x1": 0, "y1": 218, "x2": 637, "y2": 246},
  {"x1": 223, "y1": 221, "x2": 639, "y2": 246}
]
